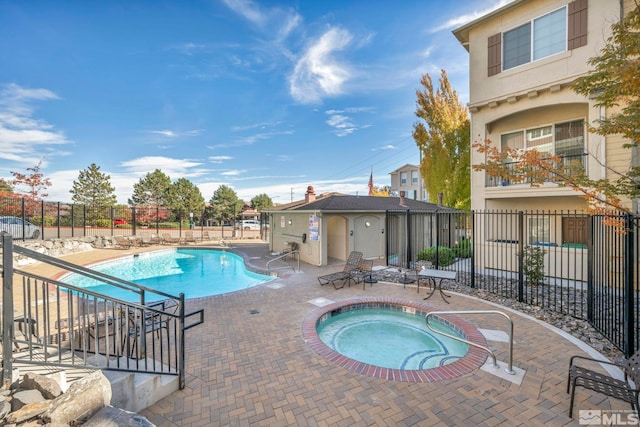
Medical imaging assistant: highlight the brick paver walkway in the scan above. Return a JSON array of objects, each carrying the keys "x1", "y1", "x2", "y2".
[{"x1": 18, "y1": 242, "x2": 632, "y2": 426}]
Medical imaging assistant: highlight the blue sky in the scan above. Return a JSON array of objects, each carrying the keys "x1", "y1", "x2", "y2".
[{"x1": 0, "y1": 0, "x2": 509, "y2": 204}]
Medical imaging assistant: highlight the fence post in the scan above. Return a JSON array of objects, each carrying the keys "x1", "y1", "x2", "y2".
[
  {"x1": 624, "y1": 214, "x2": 636, "y2": 357},
  {"x1": 178, "y1": 292, "x2": 186, "y2": 389},
  {"x1": 435, "y1": 211, "x2": 440, "y2": 269},
  {"x1": 132, "y1": 207, "x2": 137, "y2": 236},
  {"x1": 40, "y1": 199, "x2": 44, "y2": 240},
  {"x1": 587, "y1": 215, "x2": 594, "y2": 323},
  {"x1": 2, "y1": 233, "x2": 15, "y2": 389},
  {"x1": 406, "y1": 210, "x2": 412, "y2": 267},
  {"x1": 517, "y1": 211, "x2": 524, "y2": 303},
  {"x1": 471, "y1": 211, "x2": 476, "y2": 288}
]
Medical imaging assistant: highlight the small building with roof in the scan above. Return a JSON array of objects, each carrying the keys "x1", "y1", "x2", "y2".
[{"x1": 263, "y1": 185, "x2": 454, "y2": 266}]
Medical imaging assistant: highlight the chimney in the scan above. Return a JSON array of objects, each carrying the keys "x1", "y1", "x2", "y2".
[
  {"x1": 438, "y1": 192, "x2": 443, "y2": 206},
  {"x1": 399, "y1": 191, "x2": 407, "y2": 207},
  {"x1": 305, "y1": 185, "x2": 316, "y2": 204}
]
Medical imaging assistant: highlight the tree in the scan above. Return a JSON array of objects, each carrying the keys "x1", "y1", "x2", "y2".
[
  {"x1": 11, "y1": 161, "x2": 51, "y2": 200},
  {"x1": 250, "y1": 193, "x2": 274, "y2": 211},
  {"x1": 209, "y1": 185, "x2": 243, "y2": 225},
  {"x1": 473, "y1": 5, "x2": 640, "y2": 217},
  {"x1": 70, "y1": 163, "x2": 117, "y2": 206},
  {"x1": 166, "y1": 178, "x2": 205, "y2": 223},
  {"x1": 0, "y1": 179, "x2": 13, "y2": 195},
  {"x1": 413, "y1": 69, "x2": 471, "y2": 209},
  {"x1": 370, "y1": 186, "x2": 390, "y2": 197},
  {"x1": 129, "y1": 169, "x2": 172, "y2": 207}
]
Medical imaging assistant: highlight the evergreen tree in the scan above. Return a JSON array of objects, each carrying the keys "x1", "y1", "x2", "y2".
[
  {"x1": 250, "y1": 193, "x2": 274, "y2": 211},
  {"x1": 70, "y1": 163, "x2": 117, "y2": 206},
  {"x1": 413, "y1": 69, "x2": 470, "y2": 209},
  {"x1": 166, "y1": 178, "x2": 205, "y2": 223},
  {"x1": 129, "y1": 169, "x2": 172, "y2": 207},
  {"x1": 210, "y1": 185, "x2": 243, "y2": 224}
]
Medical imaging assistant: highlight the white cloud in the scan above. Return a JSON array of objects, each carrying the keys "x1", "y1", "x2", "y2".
[
  {"x1": 429, "y1": 0, "x2": 513, "y2": 33},
  {"x1": 221, "y1": 0, "x2": 301, "y2": 41},
  {"x1": 120, "y1": 156, "x2": 205, "y2": 177},
  {"x1": 289, "y1": 27, "x2": 353, "y2": 104},
  {"x1": 221, "y1": 169, "x2": 246, "y2": 176},
  {"x1": 0, "y1": 83, "x2": 70, "y2": 168},
  {"x1": 209, "y1": 156, "x2": 233, "y2": 163},
  {"x1": 148, "y1": 129, "x2": 203, "y2": 138}
]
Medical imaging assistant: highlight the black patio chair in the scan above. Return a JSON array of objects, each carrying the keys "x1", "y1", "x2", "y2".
[
  {"x1": 567, "y1": 350, "x2": 640, "y2": 418},
  {"x1": 317, "y1": 251, "x2": 363, "y2": 289}
]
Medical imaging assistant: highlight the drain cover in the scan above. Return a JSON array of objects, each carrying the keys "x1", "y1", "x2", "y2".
[{"x1": 249, "y1": 309, "x2": 260, "y2": 315}]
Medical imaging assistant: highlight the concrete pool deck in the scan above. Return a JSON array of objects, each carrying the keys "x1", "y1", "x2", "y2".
[{"x1": 17, "y1": 241, "x2": 633, "y2": 426}]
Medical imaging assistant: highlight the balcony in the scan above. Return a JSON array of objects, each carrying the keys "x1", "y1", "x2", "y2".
[{"x1": 485, "y1": 153, "x2": 587, "y2": 188}]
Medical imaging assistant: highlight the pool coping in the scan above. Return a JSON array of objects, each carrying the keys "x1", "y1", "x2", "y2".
[{"x1": 302, "y1": 297, "x2": 489, "y2": 382}]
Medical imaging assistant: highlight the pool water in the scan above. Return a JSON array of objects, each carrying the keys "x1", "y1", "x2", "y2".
[
  {"x1": 317, "y1": 308, "x2": 469, "y2": 370},
  {"x1": 64, "y1": 248, "x2": 274, "y2": 302}
]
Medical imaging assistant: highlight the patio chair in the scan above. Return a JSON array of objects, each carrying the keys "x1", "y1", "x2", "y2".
[
  {"x1": 349, "y1": 259, "x2": 374, "y2": 290},
  {"x1": 318, "y1": 251, "x2": 363, "y2": 289},
  {"x1": 184, "y1": 230, "x2": 197, "y2": 244},
  {"x1": 113, "y1": 235, "x2": 132, "y2": 249},
  {"x1": 202, "y1": 231, "x2": 212, "y2": 241},
  {"x1": 566, "y1": 350, "x2": 640, "y2": 418},
  {"x1": 161, "y1": 233, "x2": 180, "y2": 245},
  {"x1": 283, "y1": 242, "x2": 298, "y2": 259},
  {"x1": 124, "y1": 299, "x2": 179, "y2": 358}
]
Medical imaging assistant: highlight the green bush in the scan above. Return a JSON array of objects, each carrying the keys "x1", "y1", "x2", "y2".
[
  {"x1": 453, "y1": 239, "x2": 472, "y2": 258},
  {"x1": 523, "y1": 246, "x2": 546, "y2": 286},
  {"x1": 94, "y1": 219, "x2": 112, "y2": 228},
  {"x1": 416, "y1": 246, "x2": 456, "y2": 267}
]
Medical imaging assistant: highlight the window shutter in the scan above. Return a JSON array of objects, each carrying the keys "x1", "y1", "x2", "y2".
[
  {"x1": 568, "y1": 0, "x2": 588, "y2": 49},
  {"x1": 487, "y1": 33, "x2": 502, "y2": 76}
]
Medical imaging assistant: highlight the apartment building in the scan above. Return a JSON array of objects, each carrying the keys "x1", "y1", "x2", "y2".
[
  {"x1": 453, "y1": 0, "x2": 634, "y2": 214},
  {"x1": 389, "y1": 164, "x2": 426, "y2": 201}
]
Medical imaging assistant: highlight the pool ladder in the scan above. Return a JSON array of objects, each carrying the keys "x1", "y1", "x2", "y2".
[
  {"x1": 425, "y1": 310, "x2": 515, "y2": 375},
  {"x1": 266, "y1": 250, "x2": 299, "y2": 273}
]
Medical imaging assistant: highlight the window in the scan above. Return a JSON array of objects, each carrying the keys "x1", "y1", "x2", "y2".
[
  {"x1": 503, "y1": 7, "x2": 566, "y2": 71},
  {"x1": 400, "y1": 172, "x2": 407, "y2": 185},
  {"x1": 529, "y1": 217, "x2": 550, "y2": 244},
  {"x1": 502, "y1": 119, "x2": 584, "y2": 159},
  {"x1": 411, "y1": 171, "x2": 419, "y2": 184}
]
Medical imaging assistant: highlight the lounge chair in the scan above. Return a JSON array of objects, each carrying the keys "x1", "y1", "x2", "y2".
[
  {"x1": 567, "y1": 350, "x2": 640, "y2": 418},
  {"x1": 318, "y1": 251, "x2": 363, "y2": 289},
  {"x1": 184, "y1": 230, "x2": 197, "y2": 244},
  {"x1": 161, "y1": 233, "x2": 180, "y2": 245},
  {"x1": 202, "y1": 231, "x2": 212, "y2": 241},
  {"x1": 113, "y1": 235, "x2": 132, "y2": 249}
]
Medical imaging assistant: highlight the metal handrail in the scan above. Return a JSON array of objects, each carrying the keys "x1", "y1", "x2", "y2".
[
  {"x1": 425, "y1": 310, "x2": 515, "y2": 375},
  {"x1": 266, "y1": 250, "x2": 299, "y2": 272},
  {"x1": 2, "y1": 234, "x2": 203, "y2": 389}
]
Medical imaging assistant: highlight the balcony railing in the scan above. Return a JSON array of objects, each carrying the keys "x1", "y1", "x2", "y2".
[{"x1": 485, "y1": 153, "x2": 587, "y2": 188}]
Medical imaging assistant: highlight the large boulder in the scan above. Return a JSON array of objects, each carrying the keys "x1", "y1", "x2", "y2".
[{"x1": 40, "y1": 370, "x2": 111, "y2": 425}]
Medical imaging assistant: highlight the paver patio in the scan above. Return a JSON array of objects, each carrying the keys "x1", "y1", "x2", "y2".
[{"x1": 17, "y1": 242, "x2": 634, "y2": 426}]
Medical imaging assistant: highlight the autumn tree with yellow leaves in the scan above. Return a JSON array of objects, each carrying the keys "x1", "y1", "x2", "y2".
[{"x1": 413, "y1": 69, "x2": 470, "y2": 209}]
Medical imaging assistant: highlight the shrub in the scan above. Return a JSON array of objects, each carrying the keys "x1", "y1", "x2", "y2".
[
  {"x1": 94, "y1": 219, "x2": 112, "y2": 228},
  {"x1": 453, "y1": 239, "x2": 472, "y2": 258},
  {"x1": 523, "y1": 245, "x2": 546, "y2": 286},
  {"x1": 416, "y1": 246, "x2": 456, "y2": 267}
]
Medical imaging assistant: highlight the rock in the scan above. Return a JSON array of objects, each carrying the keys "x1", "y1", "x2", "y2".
[
  {"x1": 84, "y1": 406, "x2": 156, "y2": 427},
  {"x1": 0, "y1": 398, "x2": 11, "y2": 419},
  {"x1": 22, "y1": 372, "x2": 62, "y2": 400},
  {"x1": 5, "y1": 400, "x2": 50, "y2": 424},
  {"x1": 41, "y1": 370, "x2": 111, "y2": 425},
  {"x1": 11, "y1": 389, "x2": 45, "y2": 411}
]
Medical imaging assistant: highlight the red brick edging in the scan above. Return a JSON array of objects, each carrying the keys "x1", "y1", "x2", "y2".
[{"x1": 302, "y1": 297, "x2": 488, "y2": 382}]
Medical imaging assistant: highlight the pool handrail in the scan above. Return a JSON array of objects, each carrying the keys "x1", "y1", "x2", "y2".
[
  {"x1": 425, "y1": 310, "x2": 515, "y2": 375},
  {"x1": 266, "y1": 250, "x2": 299, "y2": 272}
]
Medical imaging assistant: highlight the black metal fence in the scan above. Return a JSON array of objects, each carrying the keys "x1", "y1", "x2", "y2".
[
  {"x1": 386, "y1": 209, "x2": 639, "y2": 357},
  {"x1": 0, "y1": 197, "x2": 269, "y2": 240}
]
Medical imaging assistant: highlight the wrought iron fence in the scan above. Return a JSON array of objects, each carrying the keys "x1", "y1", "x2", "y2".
[{"x1": 387, "y1": 209, "x2": 639, "y2": 357}]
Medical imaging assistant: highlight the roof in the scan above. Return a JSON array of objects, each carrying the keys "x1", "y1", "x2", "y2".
[
  {"x1": 452, "y1": 0, "x2": 526, "y2": 49},
  {"x1": 266, "y1": 194, "x2": 455, "y2": 213},
  {"x1": 388, "y1": 163, "x2": 420, "y2": 174}
]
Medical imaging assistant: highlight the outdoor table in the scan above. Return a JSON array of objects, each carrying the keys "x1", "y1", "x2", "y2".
[{"x1": 417, "y1": 268, "x2": 457, "y2": 303}]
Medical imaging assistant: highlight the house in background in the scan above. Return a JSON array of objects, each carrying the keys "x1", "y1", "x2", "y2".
[
  {"x1": 389, "y1": 164, "x2": 426, "y2": 201},
  {"x1": 453, "y1": 0, "x2": 634, "y2": 248},
  {"x1": 264, "y1": 186, "x2": 451, "y2": 266}
]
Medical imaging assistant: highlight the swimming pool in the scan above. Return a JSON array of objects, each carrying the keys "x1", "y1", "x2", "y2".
[
  {"x1": 63, "y1": 248, "x2": 274, "y2": 302},
  {"x1": 303, "y1": 299, "x2": 488, "y2": 382}
]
